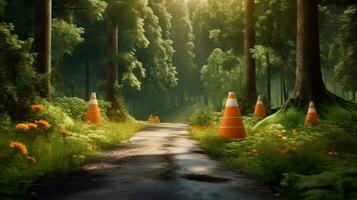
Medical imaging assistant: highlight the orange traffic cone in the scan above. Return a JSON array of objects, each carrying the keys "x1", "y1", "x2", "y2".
[
  {"x1": 305, "y1": 101, "x2": 318, "y2": 127},
  {"x1": 148, "y1": 114, "x2": 155, "y2": 124},
  {"x1": 154, "y1": 116, "x2": 161, "y2": 124},
  {"x1": 85, "y1": 92, "x2": 102, "y2": 126},
  {"x1": 219, "y1": 92, "x2": 246, "y2": 139},
  {"x1": 254, "y1": 95, "x2": 267, "y2": 118}
]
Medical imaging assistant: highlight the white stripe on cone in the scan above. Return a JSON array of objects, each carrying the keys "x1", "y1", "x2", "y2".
[
  {"x1": 308, "y1": 101, "x2": 317, "y2": 113},
  {"x1": 256, "y1": 95, "x2": 263, "y2": 105},
  {"x1": 226, "y1": 98, "x2": 238, "y2": 107},
  {"x1": 89, "y1": 92, "x2": 98, "y2": 105}
]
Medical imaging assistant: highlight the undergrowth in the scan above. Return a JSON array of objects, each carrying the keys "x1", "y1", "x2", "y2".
[
  {"x1": 189, "y1": 107, "x2": 357, "y2": 200},
  {"x1": 0, "y1": 97, "x2": 146, "y2": 199}
]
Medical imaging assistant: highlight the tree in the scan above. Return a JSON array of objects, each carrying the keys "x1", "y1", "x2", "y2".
[
  {"x1": 34, "y1": 0, "x2": 52, "y2": 100},
  {"x1": 285, "y1": 0, "x2": 355, "y2": 111},
  {"x1": 167, "y1": 0, "x2": 196, "y2": 105},
  {"x1": 0, "y1": 23, "x2": 37, "y2": 120},
  {"x1": 241, "y1": 0, "x2": 257, "y2": 114},
  {"x1": 200, "y1": 48, "x2": 242, "y2": 110},
  {"x1": 333, "y1": 6, "x2": 357, "y2": 100},
  {"x1": 104, "y1": 0, "x2": 149, "y2": 120}
]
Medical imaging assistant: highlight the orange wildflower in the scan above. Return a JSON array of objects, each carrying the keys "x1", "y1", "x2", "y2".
[
  {"x1": 9, "y1": 141, "x2": 28, "y2": 154},
  {"x1": 280, "y1": 145, "x2": 296, "y2": 155},
  {"x1": 27, "y1": 123, "x2": 38, "y2": 130},
  {"x1": 327, "y1": 150, "x2": 338, "y2": 157},
  {"x1": 31, "y1": 104, "x2": 46, "y2": 111},
  {"x1": 27, "y1": 156, "x2": 37, "y2": 163},
  {"x1": 16, "y1": 123, "x2": 30, "y2": 131},
  {"x1": 276, "y1": 133, "x2": 284, "y2": 139},
  {"x1": 35, "y1": 120, "x2": 51, "y2": 128},
  {"x1": 248, "y1": 149, "x2": 259, "y2": 156},
  {"x1": 59, "y1": 129, "x2": 71, "y2": 137}
]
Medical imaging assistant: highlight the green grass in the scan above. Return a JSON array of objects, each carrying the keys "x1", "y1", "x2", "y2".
[{"x1": 0, "y1": 102, "x2": 146, "y2": 199}]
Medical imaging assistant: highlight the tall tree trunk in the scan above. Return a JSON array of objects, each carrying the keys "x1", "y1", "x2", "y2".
[
  {"x1": 282, "y1": 67, "x2": 288, "y2": 101},
  {"x1": 107, "y1": 19, "x2": 119, "y2": 108},
  {"x1": 106, "y1": 19, "x2": 128, "y2": 120},
  {"x1": 242, "y1": 0, "x2": 257, "y2": 113},
  {"x1": 284, "y1": 0, "x2": 339, "y2": 110},
  {"x1": 352, "y1": 91, "x2": 356, "y2": 101},
  {"x1": 35, "y1": 0, "x2": 52, "y2": 101},
  {"x1": 85, "y1": 56, "x2": 90, "y2": 99},
  {"x1": 266, "y1": 53, "x2": 271, "y2": 110}
]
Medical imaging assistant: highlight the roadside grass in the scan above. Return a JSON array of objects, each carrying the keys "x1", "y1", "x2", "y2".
[
  {"x1": 0, "y1": 98, "x2": 146, "y2": 200},
  {"x1": 189, "y1": 108, "x2": 357, "y2": 200}
]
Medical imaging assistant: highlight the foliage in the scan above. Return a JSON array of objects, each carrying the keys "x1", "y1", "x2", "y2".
[
  {"x1": 190, "y1": 113, "x2": 357, "y2": 198},
  {"x1": 282, "y1": 162, "x2": 357, "y2": 200},
  {"x1": 54, "y1": 97, "x2": 88, "y2": 120},
  {"x1": 200, "y1": 48, "x2": 242, "y2": 110},
  {"x1": 0, "y1": 23, "x2": 38, "y2": 120},
  {"x1": 331, "y1": 6, "x2": 357, "y2": 93},
  {"x1": 188, "y1": 109, "x2": 221, "y2": 127},
  {"x1": 0, "y1": 100, "x2": 146, "y2": 199},
  {"x1": 52, "y1": 19, "x2": 85, "y2": 69}
]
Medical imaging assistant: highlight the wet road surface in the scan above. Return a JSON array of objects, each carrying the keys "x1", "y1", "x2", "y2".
[{"x1": 34, "y1": 123, "x2": 278, "y2": 200}]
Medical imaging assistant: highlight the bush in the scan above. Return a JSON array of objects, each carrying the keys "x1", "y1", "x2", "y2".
[
  {"x1": 54, "y1": 97, "x2": 87, "y2": 120},
  {"x1": 188, "y1": 109, "x2": 221, "y2": 127},
  {"x1": 0, "y1": 23, "x2": 39, "y2": 120}
]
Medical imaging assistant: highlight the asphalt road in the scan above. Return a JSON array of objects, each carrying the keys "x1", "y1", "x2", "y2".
[{"x1": 33, "y1": 123, "x2": 278, "y2": 200}]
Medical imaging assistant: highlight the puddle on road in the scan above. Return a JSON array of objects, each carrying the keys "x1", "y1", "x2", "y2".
[{"x1": 181, "y1": 173, "x2": 232, "y2": 183}]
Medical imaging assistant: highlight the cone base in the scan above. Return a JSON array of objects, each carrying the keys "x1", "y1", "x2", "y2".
[{"x1": 219, "y1": 127, "x2": 246, "y2": 140}]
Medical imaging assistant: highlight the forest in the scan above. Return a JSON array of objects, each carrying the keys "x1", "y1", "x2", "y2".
[{"x1": 0, "y1": 0, "x2": 357, "y2": 199}]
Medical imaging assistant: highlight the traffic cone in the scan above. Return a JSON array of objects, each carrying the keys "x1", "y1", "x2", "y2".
[
  {"x1": 219, "y1": 92, "x2": 246, "y2": 139},
  {"x1": 154, "y1": 116, "x2": 161, "y2": 124},
  {"x1": 254, "y1": 95, "x2": 267, "y2": 118},
  {"x1": 148, "y1": 114, "x2": 155, "y2": 124},
  {"x1": 85, "y1": 92, "x2": 102, "y2": 126},
  {"x1": 305, "y1": 101, "x2": 318, "y2": 127}
]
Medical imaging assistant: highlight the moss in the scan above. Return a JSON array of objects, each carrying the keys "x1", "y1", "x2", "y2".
[{"x1": 253, "y1": 105, "x2": 357, "y2": 131}]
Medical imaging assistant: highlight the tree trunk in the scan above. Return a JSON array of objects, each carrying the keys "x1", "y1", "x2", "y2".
[
  {"x1": 242, "y1": 0, "x2": 257, "y2": 114},
  {"x1": 85, "y1": 56, "x2": 90, "y2": 99},
  {"x1": 266, "y1": 53, "x2": 271, "y2": 110},
  {"x1": 106, "y1": 19, "x2": 128, "y2": 121},
  {"x1": 107, "y1": 19, "x2": 119, "y2": 107},
  {"x1": 284, "y1": 0, "x2": 338, "y2": 111},
  {"x1": 35, "y1": 0, "x2": 52, "y2": 101}
]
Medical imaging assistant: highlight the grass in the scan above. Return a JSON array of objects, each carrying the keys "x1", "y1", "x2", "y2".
[
  {"x1": 0, "y1": 101, "x2": 146, "y2": 200},
  {"x1": 189, "y1": 107, "x2": 357, "y2": 199}
]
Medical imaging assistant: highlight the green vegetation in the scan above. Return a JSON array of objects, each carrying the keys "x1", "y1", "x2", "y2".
[
  {"x1": 0, "y1": 98, "x2": 146, "y2": 199},
  {"x1": 189, "y1": 108, "x2": 357, "y2": 199}
]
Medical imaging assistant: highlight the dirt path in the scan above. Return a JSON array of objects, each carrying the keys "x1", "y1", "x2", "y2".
[{"x1": 33, "y1": 123, "x2": 278, "y2": 200}]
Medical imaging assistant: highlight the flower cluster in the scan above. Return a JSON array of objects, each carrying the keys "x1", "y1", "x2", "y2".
[
  {"x1": 9, "y1": 141, "x2": 28, "y2": 154},
  {"x1": 16, "y1": 120, "x2": 51, "y2": 131},
  {"x1": 31, "y1": 104, "x2": 46, "y2": 112},
  {"x1": 16, "y1": 123, "x2": 30, "y2": 130},
  {"x1": 27, "y1": 156, "x2": 37, "y2": 163},
  {"x1": 35, "y1": 120, "x2": 51, "y2": 128},
  {"x1": 59, "y1": 129, "x2": 71, "y2": 137}
]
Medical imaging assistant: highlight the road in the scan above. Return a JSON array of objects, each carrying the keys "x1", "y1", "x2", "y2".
[{"x1": 33, "y1": 123, "x2": 278, "y2": 200}]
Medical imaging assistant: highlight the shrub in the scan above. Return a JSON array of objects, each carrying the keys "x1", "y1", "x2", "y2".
[
  {"x1": 0, "y1": 23, "x2": 39, "y2": 120},
  {"x1": 54, "y1": 97, "x2": 87, "y2": 120},
  {"x1": 189, "y1": 109, "x2": 221, "y2": 127}
]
